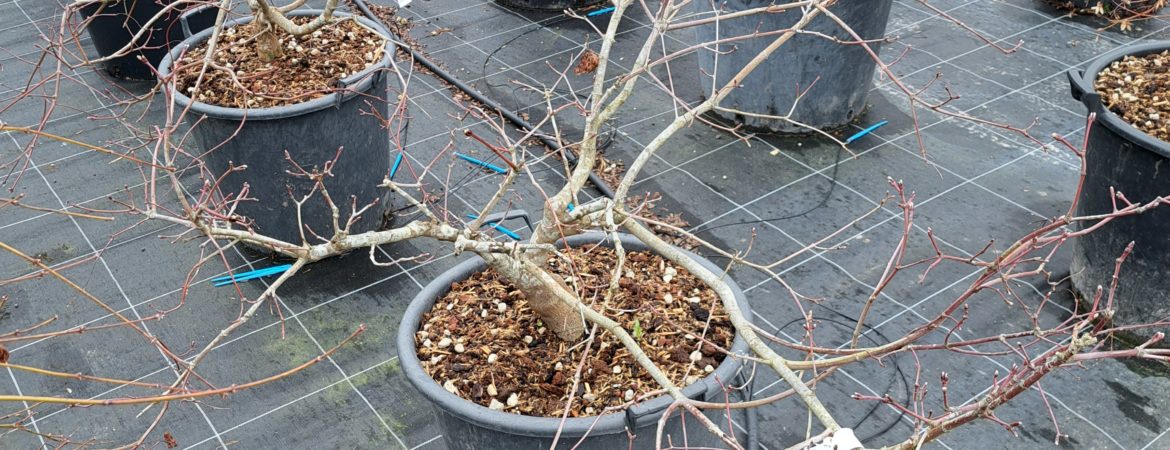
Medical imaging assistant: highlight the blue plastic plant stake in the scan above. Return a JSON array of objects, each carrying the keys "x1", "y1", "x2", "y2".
[
  {"x1": 389, "y1": 153, "x2": 404, "y2": 180},
  {"x1": 845, "y1": 120, "x2": 889, "y2": 144},
  {"x1": 491, "y1": 224, "x2": 522, "y2": 241},
  {"x1": 466, "y1": 214, "x2": 522, "y2": 241},
  {"x1": 455, "y1": 152, "x2": 507, "y2": 174},
  {"x1": 212, "y1": 264, "x2": 293, "y2": 287},
  {"x1": 587, "y1": 6, "x2": 615, "y2": 16}
]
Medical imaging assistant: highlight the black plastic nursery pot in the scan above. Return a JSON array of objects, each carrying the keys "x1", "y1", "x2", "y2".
[
  {"x1": 397, "y1": 232, "x2": 753, "y2": 450},
  {"x1": 157, "y1": 10, "x2": 394, "y2": 246},
  {"x1": 80, "y1": 0, "x2": 217, "y2": 80},
  {"x1": 1068, "y1": 41, "x2": 1170, "y2": 345},
  {"x1": 692, "y1": 0, "x2": 894, "y2": 133},
  {"x1": 496, "y1": 0, "x2": 608, "y2": 11}
]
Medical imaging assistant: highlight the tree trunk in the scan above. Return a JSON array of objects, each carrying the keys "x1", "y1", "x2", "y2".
[
  {"x1": 485, "y1": 253, "x2": 585, "y2": 341},
  {"x1": 256, "y1": 22, "x2": 282, "y2": 62}
]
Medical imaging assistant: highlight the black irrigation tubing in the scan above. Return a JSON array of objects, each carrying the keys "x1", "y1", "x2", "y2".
[
  {"x1": 351, "y1": 0, "x2": 616, "y2": 200},
  {"x1": 691, "y1": 143, "x2": 845, "y2": 236},
  {"x1": 778, "y1": 314, "x2": 910, "y2": 443},
  {"x1": 477, "y1": 16, "x2": 621, "y2": 169}
]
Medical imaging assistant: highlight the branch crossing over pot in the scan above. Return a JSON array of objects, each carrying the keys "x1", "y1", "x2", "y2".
[
  {"x1": 691, "y1": 0, "x2": 895, "y2": 133},
  {"x1": 397, "y1": 232, "x2": 753, "y2": 450},
  {"x1": 80, "y1": 0, "x2": 218, "y2": 80},
  {"x1": 157, "y1": 9, "x2": 396, "y2": 247},
  {"x1": 1067, "y1": 41, "x2": 1170, "y2": 346}
]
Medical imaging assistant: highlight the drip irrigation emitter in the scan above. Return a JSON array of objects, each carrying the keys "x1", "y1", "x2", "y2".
[
  {"x1": 466, "y1": 213, "x2": 523, "y2": 240},
  {"x1": 455, "y1": 152, "x2": 509, "y2": 175},
  {"x1": 211, "y1": 264, "x2": 293, "y2": 287},
  {"x1": 844, "y1": 120, "x2": 889, "y2": 144}
]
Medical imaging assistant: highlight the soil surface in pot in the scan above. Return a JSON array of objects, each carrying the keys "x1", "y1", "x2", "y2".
[
  {"x1": 416, "y1": 245, "x2": 736, "y2": 417},
  {"x1": 1094, "y1": 50, "x2": 1170, "y2": 142},
  {"x1": 174, "y1": 17, "x2": 385, "y2": 108}
]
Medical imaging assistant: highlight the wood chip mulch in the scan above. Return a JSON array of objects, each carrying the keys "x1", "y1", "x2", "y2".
[
  {"x1": 1049, "y1": 0, "x2": 1167, "y2": 19},
  {"x1": 1095, "y1": 50, "x2": 1170, "y2": 142},
  {"x1": 174, "y1": 17, "x2": 386, "y2": 109},
  {"x1": 416, "y1": 246, "x2": 735, "y2": 418},
  {"x1": 596, "y1": 154, "x2": 625, "y2": 189}
]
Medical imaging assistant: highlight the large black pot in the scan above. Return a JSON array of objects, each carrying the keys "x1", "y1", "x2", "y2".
[
  {"x1": 156, "y1": 10, "x2": 394, "y2": 246},
  {"x1": 496, "y1": 0, "x2": 607, "y2": 11},
  {"x1": 1068, "y1": 41, "x2": 1170, "y2": 345},
  {"x1": 397, "y1": 232, "x2": 753, "y2": 450},
  {"x1": 80, "y1": 0, "x2": 217, "y2": 80},
  {"x1": 692, "y1": 0, "x2": 894, "y2": 133}
]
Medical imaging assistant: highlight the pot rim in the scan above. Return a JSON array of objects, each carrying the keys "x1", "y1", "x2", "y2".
[
  {"x1": 1069, "y1": 41, "x2": 1170, "y2": 157},
  {"x1": 156, "y1": 9, "x2": 393, "y2": 121},
  {"x1": 396, "y1": 232, "x2": 752, "y2": 439}
]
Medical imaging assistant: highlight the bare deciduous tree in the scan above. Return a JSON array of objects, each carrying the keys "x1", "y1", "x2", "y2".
[{"x1": 1, "y1": 0, "x2": 1167, "y2": 448}]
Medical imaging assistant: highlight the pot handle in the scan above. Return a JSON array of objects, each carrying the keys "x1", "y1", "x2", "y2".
[
  {"x1": 624, "y1": 388, "x2": 707, "y2": 433},
  {"x1": 479, "y1": 209, "x2": 533, "y2": 233},
  {"x1": 335, "y1": 68, "x2": 386, "y2": 109},
  {"x1": 180, "y1": 5, "x2": 214, "y2": 39},
  {"x1": 1067, "y1": 69, "x2": 1101, "y2": 113},
  {"x1": 622, "y1": 374, "x2": 719, "y2": 431}
]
